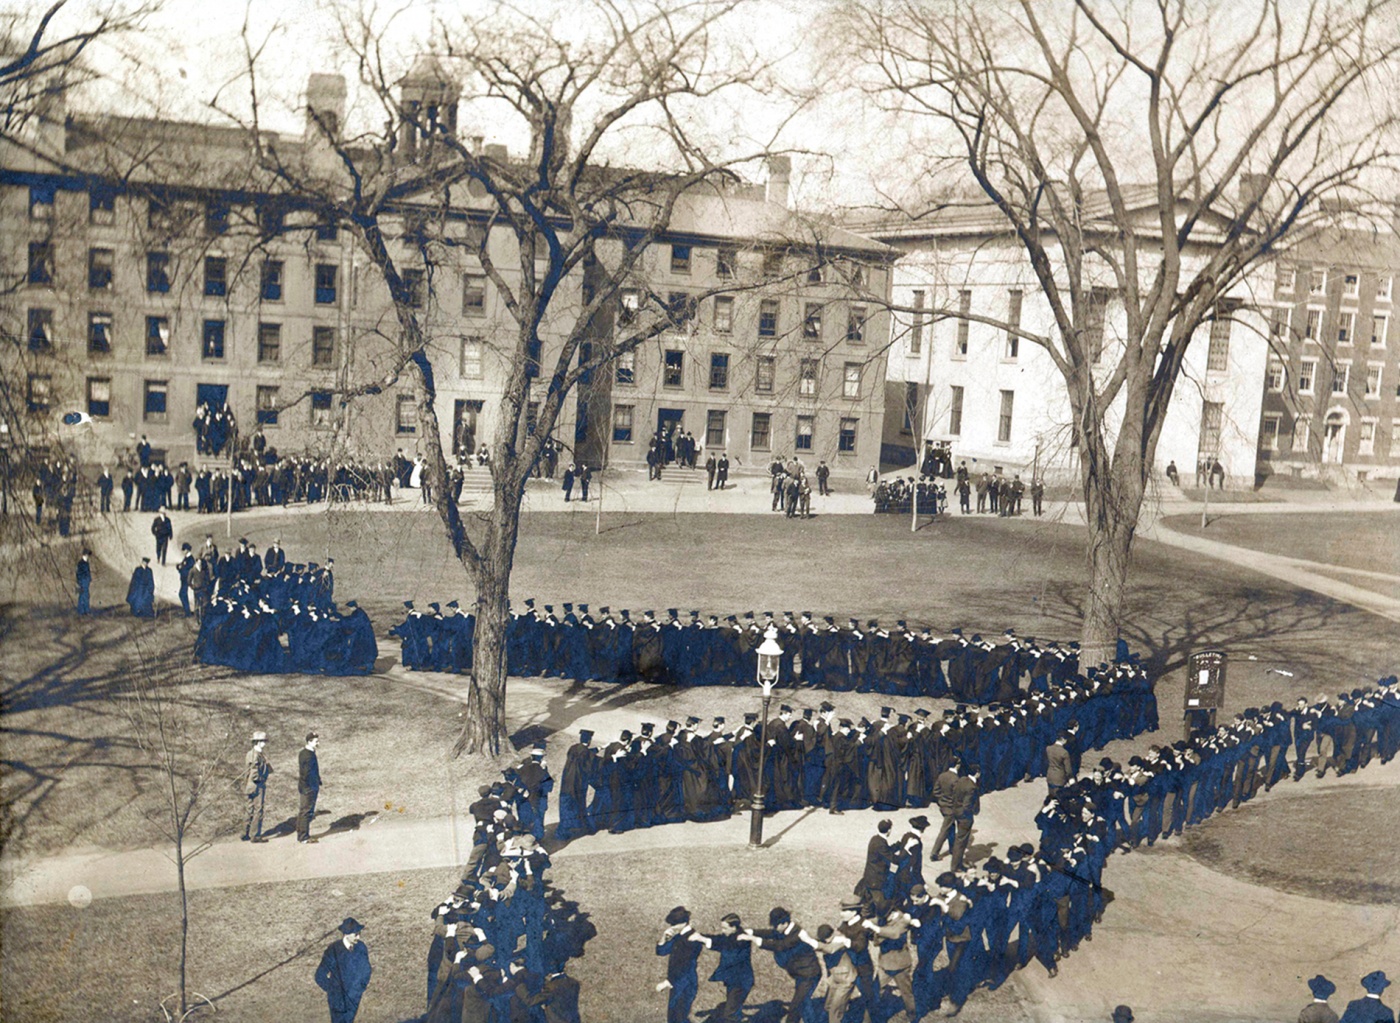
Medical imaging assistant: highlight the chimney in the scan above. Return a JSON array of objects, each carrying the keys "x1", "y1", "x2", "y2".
[
  {"x1": 1237, "y1": 172, "x2": 1267, "y2": 207},
  {"x1": 470, "y1": 135, "x2": 485, "y2": 155},
  {"x1": 766, "y1": 155, "x2": 791, "y2": 208},
  {"x1": 484, "y1": 143, "x2": 509, "y2": 163},
  {"x1": 305, "y1": 74, "x2": 347, "y2": 141}
]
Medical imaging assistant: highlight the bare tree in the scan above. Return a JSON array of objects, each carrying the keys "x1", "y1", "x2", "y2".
[
  {"x1": 216, "y1": 0, "x2": 848, "y2": 754},
  {"x1": 844, "y1": 0, "x2": 1400, "y2": 660}
]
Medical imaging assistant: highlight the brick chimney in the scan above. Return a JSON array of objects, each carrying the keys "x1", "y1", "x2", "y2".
[
  {"x1": 305, "y1": 74, "x2": 347, "y2": 141},
  {"x1": 766, "y1": 155, "x2": 791, "y2": 208}
]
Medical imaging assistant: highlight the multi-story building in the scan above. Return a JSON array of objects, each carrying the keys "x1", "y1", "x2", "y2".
[
  {"x1": 1256, "y1": 228, "x2": 1400, "y2": 481},
  {"x1": 2, "y1": 73, "x2": 893, "y2": 476},
  {"x1": 864, "y1": 192, "x2": 1269, "y2": 485}
]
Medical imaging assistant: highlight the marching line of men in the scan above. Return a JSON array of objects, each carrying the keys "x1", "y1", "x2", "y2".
[
  {"x1": 426, "y1": 743, "x2": 587, "y2": 1023},
  {"x1": 395, "y1": 601, "x2": 1154, "y2": 709},
  {"x1": 190, "y1": 537, "x2": 375, "y2": 676},
  {"x1": 553, "y1": 674, "x2": 1155, "y2": 842}
]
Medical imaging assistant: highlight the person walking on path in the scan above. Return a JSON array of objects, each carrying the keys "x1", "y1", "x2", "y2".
[
  {"x1": 76, "y1": 549, "x2": 92, "y2": 615},
  {"x1": 242, "y1": 731, "x2": 272, "y2": 843},
  {"x1": 298, "y1": 732, "x2": 322, "y2": 844},
  {"x1": 316, "y1": 917, "x2": 372, "y2": 1023},
  {"x1": 151, "y1": 510, "x2": 173, "y2": 565}
]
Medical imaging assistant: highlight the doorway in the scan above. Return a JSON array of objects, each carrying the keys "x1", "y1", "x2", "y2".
[
  {"x1": 1323, "y1": 411, "x2": 1347, "y2": 464},
  {"x1": 656, "y1": 407, "x2": 684, "y2": 464},
  {"x1": 454, "y1": 399, "x2": 484, "y2": 459},
  {"x1": 196, "y1": 383, "x2": 229, "y2": 409}
]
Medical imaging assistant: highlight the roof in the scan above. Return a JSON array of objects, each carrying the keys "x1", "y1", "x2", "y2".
[{"x1": 665, "y1": 190, "x2": 894, "y2": 259}]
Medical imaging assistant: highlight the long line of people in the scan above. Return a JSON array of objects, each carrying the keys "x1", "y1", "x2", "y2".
[
  {"x1": 872, "y1": 477, "x2": 947, "y2": 516},
  {"x1": 553, "y1": 676, "x2": 1155, "y2": 842},
  {"x1": 191, "y1": 538, "x2": 375, "y2": 675},
  {"x1": 393, "y1": 602, "x2": 1154, "y2": 707},
  {"x1": 424, "y1": 744, "x2": 587, "y2": 1023}
]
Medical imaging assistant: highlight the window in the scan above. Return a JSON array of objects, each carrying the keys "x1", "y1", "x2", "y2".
[
  {"x1": 26, "y1": 373, "x2": 52, "y2": 413},
  {"x1": 89, "y1": 188, "x2": 115, "y2": 225},
  {"x1": 1331, "y1": 361, "x2": 1350, "y2": 394},
  {"x1": 799, "y1": 358, "x2": 818, "y2": 397},
  {"x1": 258, "y1": 322, "x2": 281, "y2": 363},
  {"x1": 1005, "y1": 289, "x2": 1023, "y2": 359},
  {"x1": 838, "y1": 417, "x2": 858, "y2": 453},
  {"x1": 463, "y1": 273, "x2": 486, "y2": 315},
  {"x1": 618, "y1": 288, "x2": 641, "y2": 326},
  {"x1": 955, "y1": 290, "x2": 971, "y2": 356},
  {"x1": 1337, "y1": 311, "x2": 1354, "y2": 344},
  {"x1": 997, "y1": 389, "x2": 1015, "y2": 443},
  {"x1": 1309, "y1": 268, "x2": 1326, "y2": 295},
  {"x1": 709, "y1": 352, "x2": 730, "y2": 390},
  {"x1": 28, "y1": 242, "x2": 53, "y2": 285},
  {"x1": 663, "y1": 349, "x2": 684, "y2": 387},
  {"x1": 258, "y1": 202, "x2": 285, "y2": 235},
  {"x1": 902, "y1": 380, "x2": 919, "y2": 433},
  {"x1": 396, "y1": 394, "x2": 416, "y2": 434},
  {"x1": 612, "y1": 404, "x2": 634, "y2": 443},
  {"x1": 1305, "y1": 309, "x2": 1322, "y2": 341},
  {"x1": 315, "y1": 216, "x2": 338, "y2": 242},
  {"x1": 89, "y1": 312, "x2": 113, "y2": 355},
  {"x1": 848, "y1": 263, "x2": 869, "y2": 288},
  {"x1": 29, "y1": 184, "x2": 54, "y2": 220},
  {"x1": 1269, "y1": 306, "x2": 1291, "y2": 340},
  {"x1": 846, "y1": 305, "x2": 867, "y2": 344},
  {"x1": 313, "y1": 326, "x2": 337, "y2": 367},
  {"x1": 1343, "y1": 273, "x2": 1360, "y2": 298},
  {"x1": 146, "y1": 252, "x2": 170, "y2": 293},
  {"x1": 145, "y1": 315, "x2": 169, "y2": 357},
  {"x1": 1293, "y1": 416, "x2": 1313, "y2": 452},
  {"x1": 910, "y1": 290, "x2": 925, "y2": 355},
  {"x1": 1366, "y1": 363, "x2": 1383, "y2": 398},
  {"x1": 525, "y1": 339, "x2": 541, "y2": 379},
  {"x1": 1266, "y1": 358, "x2": 1286, "y2": 392},
  {"x1": 614, "y1": 349, "x2": 635, "y2": 385},
  {"x1": 842, "y1": 361, "x2": 861, "y2": 399},
  {"x1": 802, "y1": 303, "x2": 822, "y2": 341},
  {"x1": 204, "y1": 256, "x2": 227, "y2": 297},
  {"x1": 256, "y1": 385, "x2": 279, "y2": 425},
  {"x1": 526, "y1": 401, "x2": 539, "y2": 437},
  {"x1": 202, "y1": 319, "x2": 226, "y2": 360},
  {"x1": 1199, "y1": 402, "x2": 1224, "y2": 461},
  {"x1": 762, "y1": 249, "x2": 783, "y2": 276},
  {"x1": 707, "y1": 410, "x2": 727, "y2": 448},
  {"x1": 315, "y1": 263, "x2": 337, "y2": 304},
  {"x1": 87, "y1": 377, "x2": 111, "y2": 418},
  {"x1": 205, "y1": 200, "x2": 229, "y2": 236},
  {"x1": 1275, "y1": 265, "x2": 1296, "y2": 294},
  {"x1": 1260, "y1": 414, "x2": 1281, "y2": 452},
  {"x1": 667, "y1": 291, "x2": 695, "y2": 329},
  {"x1": 1379, "y1": 276, "x2": 1394, "y2": 302},
  {"x1": 707, "y1": 295, "x2": 731, "y2": 335},
  {"x1": 759, "y1": 299, "x2": 779, "y2": 337},
  {"x1": 89, "y1": 248, "x2": 114, "y2": 290},
  {"x1": 1207, "y1": 309, "x2": 1232, "y2": 372},
  {"x1": 1372, "y1": 314, "x2": 1389, "y2": 347},
  {"x1": 261, "y1": 260, "x2": 283, "y2": 301},
  {"x1": 717, "y1": 246, "x2": 737, "y2": 278},
  {"x1": 311, "y1": 390, "x2": 332, "y2": 428},
  {"x1": 949, "y1": 385, "x2": 964, "y2": 436},
  {"x1": 144, "y1": 379, "x2": 168, "y2": 422},
  {"x1": 795, "y1": 415, "x2": 814, "y2": 451},
  {"x1": 27, "y1": 308, "x2": 53, "y2": 352},
  {"x1": 1358, "y1": 419, "x2": 1377, "y2": 456},
  {"x1": 670, "y1": 245, "x2": 691, "y2": 274},
  {"x1": 751, "y1": 412, "x2": 771, "y2": 450},
  {"x1": 1298, "y1": 356, "x2": 1317, "y2": 394},
  {"x1": 755, "y1": 354, "x2": 775, "y2": 393},
  {"x1": 1085, "y1": 287, "x2": 1109, "y2": 362}
]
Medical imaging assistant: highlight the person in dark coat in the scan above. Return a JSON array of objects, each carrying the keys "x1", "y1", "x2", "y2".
[
  {"x1": 1300, "y1": 975, "x2": 1340, "y2": 1023},
  {"x1": 656, "y1": 905, "x2": 703, "y2": 1023},
  {"x1": 97, "y1": 467, "x2": 114, "y2": 512},
  {"x1": 315, "y1": 917, "x2": 372, "y2": 1023},
  {"x1": 1340, "y1": 971, "x2": 1394, "y2": 1023},
  {"x1": 696, "y1": 914, "x2": 753, "y2": 1023},
  {"x1": 579, "y1": 464, "x2": 593, "y2": 501},
  {"x1": 556, "y1": 732, "x2": 596, "y2": 841},
  {"x1": 562, "y1": 464, "x2": 575, "y2": 502},
  {"x1": 151, "y1": 511, "x2": 173, "y2": 564},
  {"x1": 298, "y1": 732, "x2": 322, "y2": 843},
  {"x1": 523, "y1": 969, "x2": 582, "y2": 1023},
  {"x1": 745, "y1": 908, "x2": 820, "y2": 1023},
  {"x1": 76, "y1": 549, "x2": 92, "y2": 614},
  {"x1": 126, "y1": 558, "x2": 155, "y2": 617},
  {"x1": 176, "y1": 543, "x2": 194, "y2": 615}
]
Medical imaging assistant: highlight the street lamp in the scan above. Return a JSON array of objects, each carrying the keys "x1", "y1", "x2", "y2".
[{"x1": 749, "y1": 624, "x2": 784, "y2": 847}]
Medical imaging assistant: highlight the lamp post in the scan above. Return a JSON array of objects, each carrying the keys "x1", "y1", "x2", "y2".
[{"x1": 749, "y1": 624, "x2": 784, "y2": 847}]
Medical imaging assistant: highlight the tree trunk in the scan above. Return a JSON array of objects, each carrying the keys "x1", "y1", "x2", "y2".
[
  {"x1": 1079, "y1": 432, "x2": 1146, "y2": 666},
  {"x1": 176, "y1": 832, "x2": 189, "y2": 1018}
]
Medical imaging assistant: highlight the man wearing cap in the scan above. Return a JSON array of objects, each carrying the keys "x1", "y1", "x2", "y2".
[
  {"x1": 316, "y1": 917, "x2": 372, "y2": 1023},
  {"x1": 1112, "y1": 1008, "x2": 1134, "y2": 1023},
  {"x1": 1300, "y1": 975, "x2": 1340, "y2": 1023},
  {"x1": 744, "y1": 908, "x2": 821, "y2": 1023},
  {"x1": 297, "y1": 732, "x2": 322, "y2": 844},
  {"x1": 656, "y1": 906, "x2": 703, "y2": 1023},
  {"x1": 1340, "y1": 972, "x2": 1393, "y2": 1023},
  {"x1": 242, "y1": 732, "x2": 272, "y2": 842},
  {"x1": 126, "y1": 557, "x2": 155, "y2": 618},
  {"x1": 557, "y1": 731, "x2": 596, "y2": 841}
]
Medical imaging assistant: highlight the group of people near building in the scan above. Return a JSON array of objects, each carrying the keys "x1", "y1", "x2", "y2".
[
  {"x1": 648, "y1": 428, "x2": 700, "y2": 477},
  {"x1": 423, "y1": 744, "x2": 587, "y2": 1023},
  {"x1": 768, "y1": 455, "x2": 830, "y2": 518},
  {"x1": 394, "y1": 601, "x2": 1153, "y2": 710},
  {"x1": 192, "y1": 400, "x2": 238, "y2": 456},
  {"x1": 552, "y1": 672, "x2": 1155, "y2": 841},
  {"x1": 29, "y1": 456, "x2": 80, "y2": 536},
  {"x1": 872, "y1": 477, "x2": 947, "y2": 516}
]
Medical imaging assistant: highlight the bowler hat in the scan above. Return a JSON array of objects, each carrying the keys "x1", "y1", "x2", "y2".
[
  {"x1": 665, "y1": 906, "x2": 690, "y2": 926},
  {"x1": 1308, "y1": 975, "x2": 1336, "y2": 1000},
  {"x1": 338, "y1": 917, "x2": 365, "y2": 934},
  {"x1": 1112, "y1": 1007, "x2": 1133, "y2": 1023},
  {"x1": 1362, "y1": 971, "x2": 1391, "y2": 994}
]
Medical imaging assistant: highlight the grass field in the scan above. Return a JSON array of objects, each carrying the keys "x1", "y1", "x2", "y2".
[{"x1": 1163, "y1": 510, "x2": 1400, "y2": 575}]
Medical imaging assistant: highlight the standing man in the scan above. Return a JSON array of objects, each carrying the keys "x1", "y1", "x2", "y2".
[
  {"x1": 1046, "y1": 733, "x2": 1075, "y2": 797},
  {"x1": 176, "y1": 543, "x2": 195, "y2": 616},
  {"x1": 816, "y1": 460, "x2": 831, "y2": 496},
  {"x1": 126, "y1": 558, "x2": 155, "y2": 618},
  {"x1": 696, "y1": 914, "x2": 753, "y2": 1023},
  {"x1": 97, "y1": 467, "x2": 114, "y2": 513},
  {"x1": 716, "y1": 454, "x2": 730, "y2": 490},
  {"x1": 930, "y1": 761, "x2": 960, "y2": 860},
  {"x1": 949, "y1": 765, "x2": 980, "y2": 871},
  {"x1": 1339, "y1": 972, "x2": 1393, "y2": 1023},
  {"x1": 705, "y1": 452, "x2": 717, "y2": 490},
  {"x1": 76, "y1": 549, "x2": 92, "y2": 615},
  {"x1": 152, "y1": 510, "x2": 173, "y2": 565},
  {"x1": 1031, "y1": 477, "x2": 1045, "y2": 517},
  {"x1": 298, "y1": 731, "x2": 322, "y2": 844},
  {"x1": 656, "y1": 906, "x2": 702, "y2": 1023},
  {"x1": 315, "y1": 918, "x2": 372, "y2": 1023},
  {"x1": 1299, "y1": 975, "x2": 1340, "y2": 1023},
  {"x1": 31, "y1": 479, "x2": 44, "y2": 526},
  {"x1": 579, "y1": 464, "x2": 593, "y2": 501},
  {"x1": 242, "y1": 731, "x2": 272, "y2": 842}
]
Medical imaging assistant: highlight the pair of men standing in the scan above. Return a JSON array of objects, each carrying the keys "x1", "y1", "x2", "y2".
[
  {"x1": 930, "y1": 761, "x2": 980, "y2": 871},
  {"x1": 240, "y1": 730, "x2": 323, "y2": 844}
]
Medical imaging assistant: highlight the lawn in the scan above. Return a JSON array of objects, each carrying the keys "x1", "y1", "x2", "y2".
[{"x1": 1162, "y1": 510, "x2": 1400, "y2": 576}]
